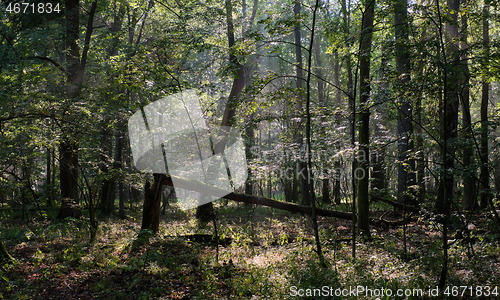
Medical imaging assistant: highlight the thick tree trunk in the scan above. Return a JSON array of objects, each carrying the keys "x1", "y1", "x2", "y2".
[
  {"x1": 292, "y1": 0, "x2": 309, "y2": 206},
  {"x1": 459, "y1": 1, "x2": 476, "y2": 210},
  {"x1": 394, "y1": 0, "x2": 415, "y2": 206},
  {"x1": 196, "y1": 0, "x2": 247, "y2": 222},
  {"x1": 438, "y1": 0, "x2": 461, "y2": 288},
  {"x1": 99, "y1": 132, "x2": 115, "y2": 215},
  {"x1": 141, "y1": 174, "x2": 163, "y2": 233},
  {"x1": 342, "y1": 0, "x2": 357, "y2": 256},
  {"x1": 59, "y1": 0, "x2": 81, "y2": 211},
  {"x1": 58, "y1": 0, "x2": 97, "y2": 217},
  {"x1": 59, "y1": 139, "x2": 80, "y2": 217},
  {"x1": 220, "y1": 0, "x2": 246, "y2": 128},
  {"x1": 357, "y1": 0, "x2": 376, "y2": 238}
]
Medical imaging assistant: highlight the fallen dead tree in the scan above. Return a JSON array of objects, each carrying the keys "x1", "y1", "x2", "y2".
[
  {"x1": 160, "y1": 174, "x2": 413, "y2": 227},
  {"x1": 369, "y1": 193, "x2": 420, "y2": 214}
]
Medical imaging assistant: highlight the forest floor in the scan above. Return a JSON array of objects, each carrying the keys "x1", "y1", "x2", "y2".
[{"x1": 1, "y1": 201, "x2": 499, "y2": 299}]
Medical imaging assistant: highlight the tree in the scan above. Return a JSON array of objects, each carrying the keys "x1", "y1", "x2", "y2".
[
  {"x1": 141, "y1": 174, "x2": 163, "y2": 233},
  {"x1": 394, "y1": 0, "x2": 415, "y2": 205},
  {"x1": 196, "y1": 0, "x2": 250, "y2": 222},
  {"x1": 58, "y1": 0, "x2": 98, "y2": 218},
  {"x1": 293, "y1": 0, "x2": 310, "y2": 205},
  {"x1": 357, "y1": 0, "x2": 376, "y2": 238},
  {"x1": 479, "y1": 0, "x2": 490, "y2": 209},
  {"x1": 459, "y1": 0, "x2": 476, "y2": 210},
  {"x1": 438, "y1": 0, "x2": 461, "y2": 288}
]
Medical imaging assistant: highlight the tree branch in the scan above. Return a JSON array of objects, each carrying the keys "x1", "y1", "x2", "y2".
[{"x1": 26, "y1": 56, "x2": 66, "y2": 74}]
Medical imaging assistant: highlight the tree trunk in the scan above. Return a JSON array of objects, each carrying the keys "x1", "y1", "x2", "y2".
[
  {"x1": 45, "y1": 146, "x2": 53, "y2": 207},
  {"x1": 314, "y1": 39, "x2": 330, "y2": 204},
  {"x1": 99, "y1": 132, "x2": 115, "y2": 215},
  {"x1": 245, "y1": 120, "x2": 255, "y2": 195},
  {"x1": 59, "y1": 139, "x2": 80, "y2": 216},
  {"x1": 371, "y1": 43, "x2": 389, "y2": 199},
  {"x1": 357, "y1": 0, "x2": 376, "y2": 238},
  {"x1": 459, "y1": 0, "x2": 476, "y2": 210},
  {"x1": 415, "y1": 81, "x2": 426, "y2": 204},
  {"x1": 100, "y1": 3, "x2": 126, "y2": 216},
  {"x1": 394, "y1": 0, "x2": 415, "y2": 206},
  {"x1": 480, "y1": 1, "x2": 490, "y2": 209},
  {"x1": 438, "y1": 0, "x2": 461, "y2": 288},
  {"x1": 141, "y1": 174, "x2": 163, "y2": 233},
  {"x1": 196, "y1": 0, "x2": 247, "y2": 222},
  {"x1": 332, "y1": 51, "x2": 342, "y2": 205},
  {"x1": 292, "y1": 0, "x2": 309, "y2": 206},
  {"x1": 59, "y1": 0, "x2": 82, "y2": 210},
  {"x1": 342, "y1": 0, "x2": 357, "y2": 256},
  {"x1": 58, "y1": 0, "x2": 97, "y2": 217},
  {"x1": 115, "y1": 132, "x2": 125, "y2": 218}
]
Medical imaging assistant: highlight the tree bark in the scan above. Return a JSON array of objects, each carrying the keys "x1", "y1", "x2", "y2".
[
  {"x1": 99, "y1": 132, "x2": 115, "y2": 215},
  {"x1": 332, "y1": 51, "x2": 342, "y2": 205},
  {"x1": 45, "y1": 146, "x2": 53, "y2": 207},
  {"x1": 99, "y1": 2, "x2": 126, "y2": 216},
  {"x1": 292, "y1": 0, "x2": 309, "y2": 206},
  {"x1": 141, "y1": 174, "x2": 163, "y2": 233},
  {"x1": 480, "y1": 1, "x2": 490, "y2": 209},
  {"x1": 394, "y1": 0, "x2": 415, "y2": 205},
  {"x1": 438, "y1": 0, "x2": 461, "y2": 288},
  {"x1": 314, "y1": 39, "x2": 330, "y2": 204},
  {"x1": 196, "y1": 0, "x2": 247, "y2": 222},
  {"x1": 116, "y1": 133, "x2": 125, "y2": 218},
  {"x1": 459, "y1": 0, "x2": 476, "y2": 210},
  {"x1": 357, "y1": 0, "x2": 376, "y2": 238},
  {"x1": 58, "y1": 0, "x2": 98, "y2": 217}
]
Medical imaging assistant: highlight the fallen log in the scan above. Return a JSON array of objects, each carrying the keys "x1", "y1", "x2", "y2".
[
  {"x1": 369, "y1": 193, "x2": 420, "y2": 214},
  {"x1": 160, "y1": 174, "x2": 412, "y2": 226},
  {"x1": 160, "y1": 175, "x2": 352, "y2": 219}
]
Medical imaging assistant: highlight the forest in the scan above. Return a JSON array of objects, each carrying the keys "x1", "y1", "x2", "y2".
[{"x1": 0, "y1": 0, "x2": 499, "y2": 298}]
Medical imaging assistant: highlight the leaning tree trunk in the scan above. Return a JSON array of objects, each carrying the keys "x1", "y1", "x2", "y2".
[{"x1": 196, "y1": 0, "x2": 247, "y2": 222}]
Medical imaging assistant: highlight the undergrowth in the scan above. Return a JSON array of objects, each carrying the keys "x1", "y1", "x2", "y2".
[{"x1": 0, "y1": 202, "x2": 499, "y2": 299}]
